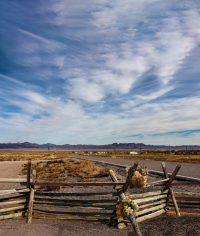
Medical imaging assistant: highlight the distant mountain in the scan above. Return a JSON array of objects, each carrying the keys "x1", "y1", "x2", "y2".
[
  {"x1": 0, "y1": 142, "x2": 40, "y2": 149},
  {"x1": 0, "y1": 142, "x2": 199, "y2": 150}
]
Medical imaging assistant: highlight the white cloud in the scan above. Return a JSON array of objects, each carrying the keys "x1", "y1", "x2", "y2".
[
  {"x1": 16, "y1": 29, "x2": 65, "y2": 69},
  {"x1": 57, "y1": 5, "x2": 200, "y2": 104},
  {"x1": 153, "y1": 18, "x2": 199, "y2": 84},
  {"x1": 12, "y1": 1, "x2": 200, "y2": 105},
  {"x1": 92, "y1": 0, "x2": 159, "y2": 30},
  {"x1": 1, "y1": 82, "x2": 199, "y2": 144},
  {"x1": 69, "y1": 79, "x2": 105, "y2": 103}
]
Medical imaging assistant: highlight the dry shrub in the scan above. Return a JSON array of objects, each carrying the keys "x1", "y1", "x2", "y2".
[
  {"x1": 64, "y1": 159, "x2": 109, "y2": 178},
  {"x1": 26, "y1": 158, "x2": 109, "y2": 181}
]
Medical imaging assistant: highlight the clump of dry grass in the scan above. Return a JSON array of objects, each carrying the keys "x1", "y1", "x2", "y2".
[
  {"x1": 63, "y1": 159, "x2": 109, "y2": 179},
  {"x1": 23, "y1": 158, "x2": 109, "y2": 181},
  {"x1": 34, "y1": 160, "x2": 66, "y2": 180}
]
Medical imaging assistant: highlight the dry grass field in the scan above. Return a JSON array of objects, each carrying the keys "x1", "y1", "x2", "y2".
[
  {"x1": 0, "y1": 150, "x2": 70, "y2": 161},
  {"x1": 81, "y1": 150, "x2": 200, "y2": 164},
  {"x1": 0, "y1": 149, "x2": 199, "y2": 163}
]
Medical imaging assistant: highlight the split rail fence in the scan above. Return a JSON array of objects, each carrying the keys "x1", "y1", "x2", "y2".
[{"x1": 0, "y1": 161, "x2": 199, "y2": 236}]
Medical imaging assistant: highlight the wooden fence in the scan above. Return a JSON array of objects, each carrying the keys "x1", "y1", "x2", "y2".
[
  {"x1": 0, "y1": 160, "x2": 199, "y2": 236},
  {"x1": 0, "y1": 188, "x2": 29, "y2": 220},
  {"x1": 169, "y1": 192, "x2": 200, "y2": 215},
  {"x1": 0, "y1": 187, "x2": 199, "y2": 219}
]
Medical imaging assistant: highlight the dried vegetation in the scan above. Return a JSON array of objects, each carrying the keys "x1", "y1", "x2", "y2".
[
  {"x1": 0, "y1": 149, "x2": 200, "y2": 163},
  {"x1": 0, "y1": 150, "x2": 70, "y2": 161},
  {"x1": 23, "y1": 159, "x2": 109, "y2": 181},
  {"x1": 82, "y1": 150, "x2": 200, "y2": 163}
]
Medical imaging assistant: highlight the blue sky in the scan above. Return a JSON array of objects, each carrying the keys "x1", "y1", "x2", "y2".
[{"x1": 0, "y1": 0, "x2": 200, "y2": 145}]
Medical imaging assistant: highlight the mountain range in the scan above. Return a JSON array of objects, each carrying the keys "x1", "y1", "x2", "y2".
[{"x1": 0, "y1": 142, "x2": 199, "y2": 150}]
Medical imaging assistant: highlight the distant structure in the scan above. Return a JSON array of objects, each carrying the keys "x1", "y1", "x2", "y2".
[
  {"x1": 129, "y1": 151, "x2": 138, "y2": 155},
  {"x1": 97, "y1": 151, "x2": 106, "y2": 154}
]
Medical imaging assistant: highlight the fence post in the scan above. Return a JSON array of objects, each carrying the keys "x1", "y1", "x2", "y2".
[
  {"x1": 27, "y1": 161, "x2": 32, "y2": 188},
  {"x1": 27, "y1": 187, "x2": 34, "y2": 224},
  {"x1": 161, "y1": 162, "x2": 181, "y2": 216},
  {"x1": 109, "y1": 169, "x2": 142, "y2": 236},
  {"x1": 27, "y1": 161, "x2": 35, "y2": 224}
]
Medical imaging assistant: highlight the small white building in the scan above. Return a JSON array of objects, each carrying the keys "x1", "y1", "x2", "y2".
[{"x1": 129, "y1": 151, "x2": 138, "y2": 155}]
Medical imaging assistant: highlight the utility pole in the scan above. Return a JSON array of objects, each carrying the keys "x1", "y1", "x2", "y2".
[{"x1": 169, "y1": 144, "x2": 171, "y2": 154}]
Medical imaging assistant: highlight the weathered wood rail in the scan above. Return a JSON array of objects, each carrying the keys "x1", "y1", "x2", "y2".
[
  {"x1": 168, "y1": 192, "x2": 200, "y2": 215},
  {"x1": 0, "y1": 160, "x2": 199, "y2": 236}
]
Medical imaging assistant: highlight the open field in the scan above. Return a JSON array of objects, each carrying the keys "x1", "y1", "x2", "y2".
[
  {"x1": 80, "y1": 150, "x2": 200, "y2": 164},
  {"x1": 0, "y1": 149, "x2": 199, "y2": 179},
  {"x1": 0, "y1": 149, "x2": 200, "y2": 164},
  {"x1": 0, "y1": 150, "x2": 71, "y2": 161}
]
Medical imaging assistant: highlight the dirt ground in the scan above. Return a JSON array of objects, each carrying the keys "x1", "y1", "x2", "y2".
[
  {"x1": 0, "y1": 158, "x2": 199, "y2": 236},
  {"x1": 0, "y1": 216, "x2": 199, "y2": 236}
]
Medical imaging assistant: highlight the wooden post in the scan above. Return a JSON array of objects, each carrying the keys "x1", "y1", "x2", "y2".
[
  {"x1": 161, "y1": 162, "x2": 181, "y2": 216},
  {"x1": 167, "y1": 164, "x2": 181, "y2": 187},
  {"x1": 125, "y1": 166, "x2": 129, "y2": 178},
  {"x1": 32, "y1": 169, "x2": 37, "y2": 183},
  {"x1": 27, "y1": 188, "x2": 34, "y2": 224},
  {"x1": 109, "y1": 169, "x2": 142, "y2": 236},
  {"x1": 27, "y1": 161, "x2": 32, "y2": 188},
  {"x1": 27, "y1": 164, "x2": 35, "y2": 224}
]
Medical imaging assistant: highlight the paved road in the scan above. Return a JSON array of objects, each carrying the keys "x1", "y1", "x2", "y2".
[{"x1": 75, "y1": 156, "x2": 200, "y2": 178}]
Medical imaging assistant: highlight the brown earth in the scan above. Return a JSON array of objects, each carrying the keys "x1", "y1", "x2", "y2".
[{"x1": 0, "y1": 215, "x2": 199, "y2": 236}]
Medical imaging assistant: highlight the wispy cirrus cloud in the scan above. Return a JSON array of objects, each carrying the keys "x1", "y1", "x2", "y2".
[
  {"x1": 151, "y1": 130, "x2": 200, "y2": 138},
  {"x1": 0, "y1": 0, "x2": 200, "y2": 145}
]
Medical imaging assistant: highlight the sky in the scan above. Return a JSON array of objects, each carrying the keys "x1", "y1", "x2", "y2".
[{"x1": 0, "y1": 0, "x2": 200, "y2": 145}]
